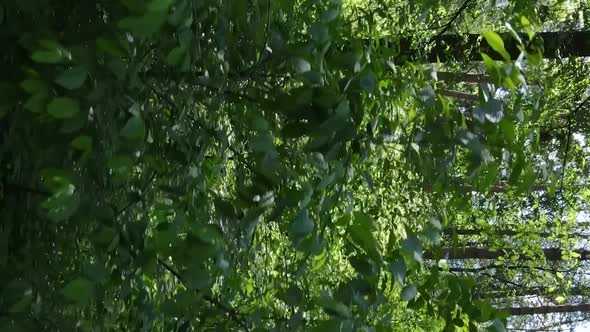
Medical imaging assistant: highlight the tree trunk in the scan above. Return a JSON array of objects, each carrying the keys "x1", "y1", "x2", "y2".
[
  {"x1": 389, "y1": 31, "x2": 590, "y2": 62},
  {"x1": 445, "y1": 228, "x2": 590, "y2": 240},
  {"x1": 507, "y1": 304, "x2": 590, "y2": 316},
  {"x1": 438, "y1": 89, "x2": 479, "y2": 104},
  {"x1": 436, "y1": 72, "x2": 489, "y2": 83},
  {"x1": 428, "y1": 247, "x2": 590, "y2": 261},
  {"x1": 484, "y1": 286, "x2": 589, "y2": 299}
]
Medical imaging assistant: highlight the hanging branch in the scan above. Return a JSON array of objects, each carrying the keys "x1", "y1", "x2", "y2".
[
  {"x1": 158, "y1": 259, "x2": 251, "y2": 332},
  {"x1": 140, "y1": 77, "x2": 278, "y2": 189},
  {"x1": 111, "y1": 171, "x2": 251, "y2": 331},
  {"x1": 433, "y1": 0, "x2": 474, "y2": 39}
]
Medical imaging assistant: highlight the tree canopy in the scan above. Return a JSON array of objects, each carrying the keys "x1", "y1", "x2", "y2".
[{"x1": 1, "y1": 0, "x2": 590, "y2": 331}]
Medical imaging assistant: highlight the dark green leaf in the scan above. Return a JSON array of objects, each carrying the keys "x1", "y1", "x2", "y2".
[
  {"x1": 322, "y1": 300, "x2": 351, "y2": 318},
  {"x1": 389, "y1": 259, "x2": 406, "y2": 285},
  {"x1": 61, "y1": 278, "x2": 94, "y2": 305},
  {"x1": 401, "y1": 235, "x2": 423, "y2": 263},
  {"x1": 290, "y1": 209, "x2": 314, "y2": 235},
  {"x1": 120, "y1": 116, "x2": 146, "y2": 141},
  {"x1": 47, "y1": 97, "x2": 80, "y2": 119},
  {"x1": 55, "y1": 66, "x2": 88, "y2": 90}
]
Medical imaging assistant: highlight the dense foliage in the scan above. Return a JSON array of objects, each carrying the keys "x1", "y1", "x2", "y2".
[{"x1": 1, "y1": 0, "x2": 589, "y2": 331}]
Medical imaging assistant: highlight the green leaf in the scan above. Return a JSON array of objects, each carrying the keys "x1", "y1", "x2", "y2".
[
  {"x1": 481, "y1": 53, "x2": 501, "y2": 84},
  {"x1": 312, "y1": 320, "x2": 349, "y2": 332},
  {"x1": 475, "y1": 300, "x2": 494, "y2": 322},
  {"x1": 482, "y1": 30, "x2": 511, "y2": 61},
  {"x1": 482, "y1": 99, "x2": 504, "y2": 123},
  {"x1": 321, "y1": 8, "x2": 340, "y2": 23},
  {"x1": 55, "y1": 66, "x2": 87, "y2": 90},
  {"x1": 119, "y1": 12, "x2": 167, "y2": 37},
  {"x1": 24, "y1": 93, "x2": 49, "y2": 113},
  {"x1": 348, "y1": 212, "x2": 380, "y2": 260},
  {"x1": 120, "y1": 115, "x2": 146, "y2": 141},
  {"x1": 521, "y1": 16, "x2": 533, "y2": 40},
  {"x1": 389, "y1": 259, "x2": 406, "y2": 285},
  {"x1": 360, "y1": 70, "x2": 376, "y2": 93},
  {"x1": 31, "y1": 40, "x2": 70, "y2": 63},
  {"x1": 292, "y1": 58, "x2": 311, "y2": 74},
  {"x1": 71, "y1": 135, "x2": 92, "y2": 152},
  {"x1": 309, "y1": 23, "x2": 329, "y2": 44},
  {"x1": 165, "y1": 46, "x2": 186, "y2": 66},
  {"x1": 21, "y1": 79, "x2": 48, "y2": 94},
  {"x1": 47, "y1": 97, "x2": 80, "y2": 119},
  {"x1": 108, "y1": 155, "x2": 134, "y2": 173},
  {"x1": 43, "y1": 187, "x2": 80, "y2": 221},
  {"x1": 31, "y1": 49, "x2": 63, "y2": 64},
  {"x1": 487, "y1": 319, "x2": 506, "y2": 332},
  {"x1": 401, "y1": 235, "x2": 423, "y2": 263},
  {"x1": 499, "y1": 120, "x2": 516, "y2": 144},
  {"x1": 147, "y1": 0, "x2": 175, "y2": 12},
  {"x1": 3, "y1": 280, "x2": 33, "y2": 313},
  {"x1": 184, "y1": 264, "x2": 210, "y2": 290},
  {"x1": 61, "y1": 278, "x2": 94, "y2": 305},
  {"x1": 349, "y1": 255, "x2": 378, "y2": 276},
  {"x1": 96, "y1": 37, "x2": 127, "y2": 57},
  {"x1": 322, "y1": 300, "x2": 351, "y2": 318},
  {"x1": 284, "y1": 285, "x2": 303, "y2": 306},
  {"x1": 289, "y1": 209, "x2": 314, "y2": 235},
  {"x1": 401, "y1": 285, "x2": 417, "y2": 301}
]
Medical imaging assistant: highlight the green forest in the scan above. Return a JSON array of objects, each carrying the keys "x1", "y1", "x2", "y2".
[{"x1": 2, "y1": 0, "x2": 590, "y2": 331}]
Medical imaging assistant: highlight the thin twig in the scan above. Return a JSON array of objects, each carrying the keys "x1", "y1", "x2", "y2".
[
  {"x1": 433, "y1": 0, "x2": 473, "y2": 39},
  {"x1": 111, "y1": 171, "x2": 250, "y2": 330},
  {"x1": 158, "y1": 258, "x2": 251, "y2": 331}
]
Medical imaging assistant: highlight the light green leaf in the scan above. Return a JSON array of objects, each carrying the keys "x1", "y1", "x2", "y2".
[
  {"x1": 482, "y1": 30, "x2": 511, "y2": 61},
  {"x1": 61, "y1": 278, "x2": 94, "y2": 305},
  {"x1": 47, "y1": 97, "x2": 80, "y2": 119},
  {"x1": 55, "y1": 66, "x2": 87, "y2": 90},
  {"x1": 120, "y1": 116, "x2": 146, "y2": 141}
]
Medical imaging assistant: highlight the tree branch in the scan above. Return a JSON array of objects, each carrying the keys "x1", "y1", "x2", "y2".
[
  {"x1": 433, "y1": 0, "x2": 474, "y2": 39},
  {"x1": 158, "y1": 259, "x2": 250, "y2": 331}
]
